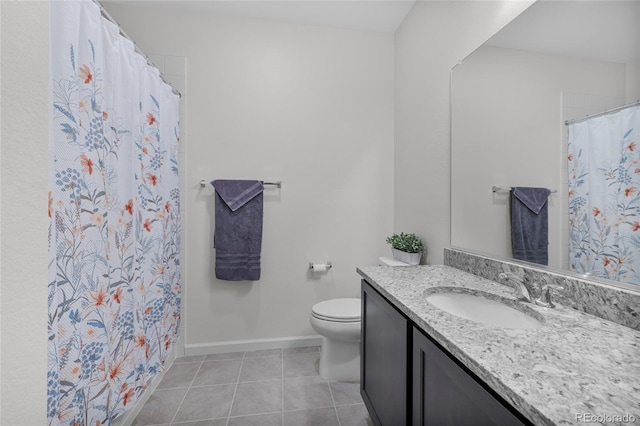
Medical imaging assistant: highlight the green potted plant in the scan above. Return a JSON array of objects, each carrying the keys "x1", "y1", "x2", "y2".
[{"x1": 385, "y1": 232, "x2": 424, "y2": 265}]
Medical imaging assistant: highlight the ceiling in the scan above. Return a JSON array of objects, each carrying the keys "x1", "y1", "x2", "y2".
[
  {"x1": 103, "y1": 0, "x2": 416, "y2": 33},
  {"x1": 486, "y1": 0, "x2": 640, "y2": 64},
  {"x1": 103, "y1": 1, "x2": 639, "y2": 60}
]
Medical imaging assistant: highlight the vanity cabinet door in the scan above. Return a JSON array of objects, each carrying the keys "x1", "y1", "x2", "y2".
[
  {"x1": 412, "y1": 328, "x2": 529, "y2": 426},
  {"x1": 361, "y1": 280, "x2": 410, "y2": 426}
]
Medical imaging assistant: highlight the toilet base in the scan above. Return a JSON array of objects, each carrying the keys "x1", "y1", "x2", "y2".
[{"x1": 318, "y1": 337, "x2": 360, "y2": 382}]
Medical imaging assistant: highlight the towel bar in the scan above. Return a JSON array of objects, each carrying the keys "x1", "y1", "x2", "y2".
[
  {"x1": 200, "y1": 180, "x2": 282, "y2": 188},
  {"x1": 492, "y1": 186, "x2": 557, "y2": 194}
]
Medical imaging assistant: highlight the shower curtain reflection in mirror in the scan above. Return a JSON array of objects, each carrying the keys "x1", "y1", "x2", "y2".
[{"x1": 568, "y1": 105, "x2": 640, "y2": 285}]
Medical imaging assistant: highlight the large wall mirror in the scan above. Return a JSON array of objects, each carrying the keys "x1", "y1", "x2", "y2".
[{"x1": 451, "y1": 0, "x2": 640, "y2": 289}]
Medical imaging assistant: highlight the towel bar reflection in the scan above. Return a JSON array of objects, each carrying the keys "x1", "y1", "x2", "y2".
[
  {"x1": 492, "y1": 186, "x2": 557, "y2": 194},
  {"x1": 200, "y1": 180, "x2": 282, "y2": 188}
]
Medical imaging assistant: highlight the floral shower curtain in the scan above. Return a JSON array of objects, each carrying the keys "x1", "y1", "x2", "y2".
[
  {"x1": 568, "y1": 105, "x2": 640, "y2": 285},
  {"x1": 48, "y1": 1, "x2": 181, "y2": 424}
]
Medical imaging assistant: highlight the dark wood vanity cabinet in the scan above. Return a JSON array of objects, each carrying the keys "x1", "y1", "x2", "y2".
[
  {"x1": 361, "y1": 280, "x2": 410, "y2": 426},
  {"x1": 361, "y1": 279, "x2": 531, "y2": 426},
  {"x1": 412, "y1": 328, "x2": 528, "y2": 426}
]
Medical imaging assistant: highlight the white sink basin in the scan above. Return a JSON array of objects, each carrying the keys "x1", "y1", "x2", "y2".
[{"x1": 425, "y1": 289, "x2": 544, "y2": 329}]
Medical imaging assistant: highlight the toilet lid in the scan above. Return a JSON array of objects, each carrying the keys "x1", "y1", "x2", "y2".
[{"x1": 312, "y1": 298, "x2": 361, "y2": 322}]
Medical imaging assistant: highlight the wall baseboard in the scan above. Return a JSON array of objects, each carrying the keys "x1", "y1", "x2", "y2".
[{"x1": 184, "y1": 335, "x2": 323, "y2": 356}]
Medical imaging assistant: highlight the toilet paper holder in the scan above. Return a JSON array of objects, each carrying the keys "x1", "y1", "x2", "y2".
[{"x1": 309, "y1": 262, "x2": 332, "y2": 271}]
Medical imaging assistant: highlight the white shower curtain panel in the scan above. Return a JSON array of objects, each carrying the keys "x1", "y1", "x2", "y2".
[
  {"x1": 48, "y1": 1, "x2": 181, "y2": 424},
  {"x1": 568, "y1": 105, "x2": 640, "y2": 285}
]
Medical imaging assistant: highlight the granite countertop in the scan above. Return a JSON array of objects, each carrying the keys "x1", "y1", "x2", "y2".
[{"x1": 357, "y1": 265, "x2": 640, "y2": 426}]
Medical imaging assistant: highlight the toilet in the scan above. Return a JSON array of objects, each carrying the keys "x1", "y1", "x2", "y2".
[
  {"x1": 310, "y1": 298, "x2": 361, "y2": 382},
  {"x1": 309, "y1": 258, "x2": 409, "y2": 382}
]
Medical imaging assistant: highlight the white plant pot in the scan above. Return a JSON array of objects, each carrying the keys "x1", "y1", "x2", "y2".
[{"x1": 391, "y1": 248, "x2": 422, "y2": 265}]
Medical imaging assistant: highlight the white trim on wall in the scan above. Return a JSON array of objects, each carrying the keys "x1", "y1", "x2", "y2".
[{"x1": 184, "y1": 335, "x2": 323, "y2": 356}]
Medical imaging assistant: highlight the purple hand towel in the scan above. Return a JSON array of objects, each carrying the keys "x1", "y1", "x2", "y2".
[
  {"x1": 211, "y1": 180, "x2": 264, "y2": 281},
  {"x1": 511, "y1": 187, "x2": 551, "y2": 266}
]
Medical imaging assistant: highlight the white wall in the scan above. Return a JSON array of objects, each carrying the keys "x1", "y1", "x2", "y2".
[
  {"x1": 0, "y1": 1, "x2": 50, "y2": 424},
  {"x1": 105, "y1": 4, "x2": 395, "y2": 351},
  {"x1": 450, "y1": 46, "x2": 626, "y2": 269},
  {"x1": 394, "y1": 1, "x2": 533, "y2": 266},
  {"x1": 626, "y1": 0, "x2": 640, "y2": 102},
  {"x1": 627, "y1": 60, "x2": 640, "y2": 102}
]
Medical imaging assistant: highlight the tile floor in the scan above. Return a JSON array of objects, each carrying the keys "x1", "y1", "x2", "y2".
[{"x1": 132, "y1": 346, "x2": 372, "y2": 426}]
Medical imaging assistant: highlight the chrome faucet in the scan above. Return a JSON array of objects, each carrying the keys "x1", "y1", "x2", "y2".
[
  {"x1": 498, "y1": 272, "x2": 534, "y2": 302},
  {"x1": 498, "y1": 272, "x2": 563, "y2": 308},
  {"x1": 535, "y1": 283, "x2": 564, "y2": 308}
]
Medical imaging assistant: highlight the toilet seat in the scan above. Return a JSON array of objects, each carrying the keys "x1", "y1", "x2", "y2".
[{"x1": 311, "y1": 298, "x2": 361, "y2": 323}]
